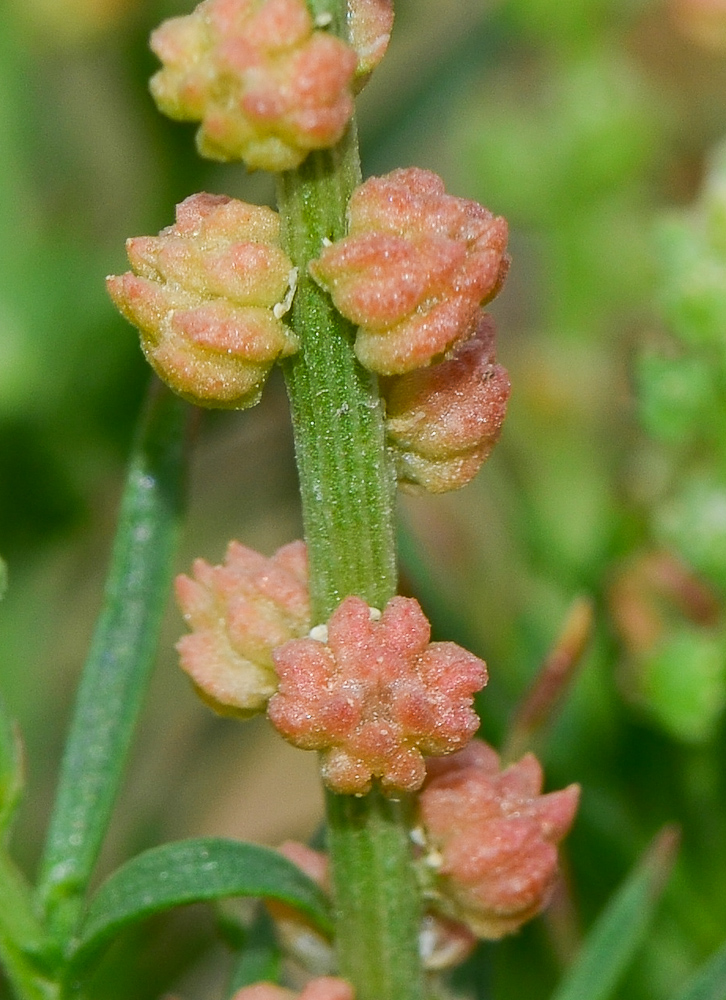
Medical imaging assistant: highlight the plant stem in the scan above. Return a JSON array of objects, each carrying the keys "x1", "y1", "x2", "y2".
[
  {"x1": 35, "y1": 381, "x2": 191, "y2": 954},
  {"x1": 277, "y1": 130, "x2": 397, "y2": 620},
  {"x1": 325, "y1": 789, "x2": 423, "y2": 1000},
  {"x1": 276, "y1": 5, "x2": 424, "y2": 996}
]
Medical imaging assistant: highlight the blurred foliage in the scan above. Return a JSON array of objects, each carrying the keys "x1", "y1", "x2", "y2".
[{"x1": 4, "y1": 0, "x2": 726, "y2": 997}]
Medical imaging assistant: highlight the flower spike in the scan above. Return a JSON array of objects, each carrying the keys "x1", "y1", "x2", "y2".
[
  {"x1": 309, "y1": 168, "x2": 509, "y2": 375},
  {"x1": 267, "y1": 595, "x2": 487, "y2": 795},
  {"x1": 175, "y1": 540, "x2": 310, "y2": 716},
  {"x1": 107, "y1": 193, "x2": 299, "y2": 409}
]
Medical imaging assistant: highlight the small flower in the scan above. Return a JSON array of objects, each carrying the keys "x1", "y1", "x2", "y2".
[
  {"x1": 107, "y1": 193, "x2": 299, "y2": 409},
  {"x1": 267, "y1": 595, "x2": 487, "y2": 795},
  {"x1": 175, "y1": 540, "x2": 310, "y2": 716},
  {"x1": 384, "y1": 312, "x2": 511, "y2": 493},
  {"x1": 417, "y1": 741, "x2": 579, "y2": 939},
  {"x1": 149, "y1": 0, "x2": 388, "y2": 171},
  {"x1": 308, "y1": 168, "x2": 509, "y2": 375},
  {"x1": 231, "y1": 978, "x2": 354, "y2": 1000}
]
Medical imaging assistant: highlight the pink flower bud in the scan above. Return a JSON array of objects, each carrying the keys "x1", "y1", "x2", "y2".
[
  {"x1": 308, "y1": 168, "x2": 509, "y2": 375},
  {"x1": 231, "y1": 979, "x2": 354, "y2": 1000},
  {"x1": 417, "y1": 741, "x2": 579, "y2": 939},
  {"x1": 149, "y1": 0, "x2": 383, "y2": 171},
  {"x1": 107, "y1": 193, "x2": 299, "y2": 409},
  {"x1": 384, "y1": 312, "x2": 511, "y2": 493},
  {"x1": 175, "y1": 540, "x2": 310, "y2": 716},
  {"x1": 267, "y1": 595, "x2": 487, "y2": 795}
]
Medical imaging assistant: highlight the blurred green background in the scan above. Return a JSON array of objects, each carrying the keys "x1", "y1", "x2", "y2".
[{"x1": 4, "y1": 0, "x2": 726, "y2": 996}]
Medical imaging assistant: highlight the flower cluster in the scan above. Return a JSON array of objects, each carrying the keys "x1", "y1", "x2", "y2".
[
  {"x1": 149, "y1": 0, "x2": 392, "y2": 171},
  {"x1": 416, "y1": 741, "x2": 580, "y2": 939},
  {"x1": 309, "y1": 167, "x2": 509, "y2": 375},
  {"x1": 107, "y1": 193, "x2": 298, "y2": 409},
  {"x1": 267, "y1": 595, "x2": 487, "y2": 794},
  {"x1": 175, "y1": 540, "x2": 310, "y2": 716},
  {"x1": 384, "y1": 312, "x2": 511, "y2": 493}
]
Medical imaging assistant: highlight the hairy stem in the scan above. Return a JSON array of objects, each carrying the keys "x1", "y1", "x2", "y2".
[
  {"x1": 35, "y1": 381, "x2": 191, "y2": 953},
  {"x1": 276, "y1": 4, "x2": 424, "y2": 998}
]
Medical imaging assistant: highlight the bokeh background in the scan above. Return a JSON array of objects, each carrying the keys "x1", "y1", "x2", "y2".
[{"x1": 4, "y1": 0, "x2": 726, "y2": 996}]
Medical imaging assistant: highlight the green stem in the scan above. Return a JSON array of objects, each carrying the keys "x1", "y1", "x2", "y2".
[
  {"x1": 276, "y1": 5, "x2": 424, "y2": 996},
  {"x1": 35, "y1": 380, "x2": 191, "y2": 954},
  {"x1": 277, "y1": 131, "x2": 397, "y2": 620},
  {"x1": 325, "y1": 789, "x2": 423, "y2": 1000}
]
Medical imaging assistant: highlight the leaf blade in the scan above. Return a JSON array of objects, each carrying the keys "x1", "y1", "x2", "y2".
[{"x1": 70, "y1": 838, "x2": 331, "y2": 975}]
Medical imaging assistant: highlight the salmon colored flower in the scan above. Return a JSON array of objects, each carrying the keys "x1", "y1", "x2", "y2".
[
  {"x1": 385, "y1": 312, "x2": 510, "y2": 493},
  {"x1": 417, "y1": 741, "x2": 579, "y2": 939},
  {"x1": 267, "y1": 595, "x2": 487, "y2": 795},
  {"x1": 231, "y1": 978, "x2": 354, "y2": 1000},
  {"x1": 309, "y1": 168, "x2": 509, "y2": 375},
  {"x1": 149, "y1": 0, "x2": 390, "y2": 171},
  {"x1": 175, "y1": 540, "x2": 310, "y2": 716},
  {"x1": 107, "y1": 193, "x2": 298, "y2": 409}
]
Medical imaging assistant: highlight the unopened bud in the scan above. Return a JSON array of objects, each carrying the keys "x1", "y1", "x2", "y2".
[
  {"x1": 309, "y1": 168, "x2": 509, "y2": 375},
  {"x1": 175, "y1": 540, "x2": 310, "y2": 716},
  {"x1": 107, "y1": 193, "x2": 298, "y2": 409},
  {"x1": 385, "y1": 312, "x2": 510, "y2": 492},
  {"x1": 418, "y1": 741, "x2": 579, "y2": 940},
  {"x1": 149, "y1": 0, "x2": 388, "y2": 171},
  {"x1": 267, "y1": 595, "x2": 487, "y2": 795}
]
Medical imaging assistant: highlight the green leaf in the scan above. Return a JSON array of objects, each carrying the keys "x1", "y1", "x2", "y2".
[
  {"x1": 0, "y1": 556, "x2": 7, "y2": 601},
  {"x1": 551, "y1": 827, "x2": 678, "y2": 1000},
  {"x1": 69, "y1": 838, "x2": 332, "y2": 976},
  {"x1": 671, "y1": 941, "x2": 726, "y2": 1000},
  {"x1": 35, "y1": 381, "x2": 190, "y2": 948},
  {"x1": 0, "y1": 693, "x2": 23, "y2": 840}
]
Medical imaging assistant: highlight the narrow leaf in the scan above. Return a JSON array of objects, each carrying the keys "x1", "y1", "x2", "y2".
[
  {"x1": 70, "y1": 838, "x2": 332, "y2": 975},
  {"x1": 671, "y1": 941, "x2": 726, "y2": 1000},
  {"x1": 35, "y1": 381, "x2": 190, "y2": 947},
  {"x1": 0, "y1": 693, "x2": 23, "y2": 839},
  {"x1": 551, "y1": 827, "x2": 679, "y2": 1000}
]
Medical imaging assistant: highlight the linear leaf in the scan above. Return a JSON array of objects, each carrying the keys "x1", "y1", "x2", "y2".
[
  {"x1": 551, "y1": 827, "x2": 679, "y2": 1000},
  {"x1": 35, "y1": 381, "x2": 190, "y2": 947},
  {"x1": 0, "y1": 693, "x2": 23, "y2": 839},
  {"x1": 70, "y1": 838, "x2": 331, "y2": 976}
]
